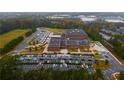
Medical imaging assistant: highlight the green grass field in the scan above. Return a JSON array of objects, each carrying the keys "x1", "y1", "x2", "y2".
[
  {"x1": 0, "y1": 29, "x2": 31, "y2": 48},
  {"x1": 47, "y1": 28, "x2": 64, "y2": 34},
  {"x1": 95, "y1": 55, "x2": 104, "y2": 59},
  {"x1": 93, "y1": 61, "x2": 111, "y2": 70}
]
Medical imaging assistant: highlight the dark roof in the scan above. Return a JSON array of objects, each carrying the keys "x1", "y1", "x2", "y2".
[
  {"x1": 66, "y1": 40, "x2": 79, "y2": 46},
  {"x1": 79, "y1": 39, "x2": 89, "y2": 45},
  {"x1": 48, "y1": 37, "x2": 61, "y2": 47},
  {"x1": 48, "y1": 29, "x2": 89, "y2": 48},
  {"x1": 61, "y1": 37, "x2": 66, "y2": 47},
  {"x1": 66, "y1": 39, "x2": 89, "y2": 46}
]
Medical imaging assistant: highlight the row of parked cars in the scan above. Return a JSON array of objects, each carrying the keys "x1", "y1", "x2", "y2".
[
  {"x1": 22, "y1": 64, "x2": 81, "y2": 72},
  {"x1": 17, "y1": 53, "x2": 100, "y2": 72},
  {"x1": 19, "y1": 54, "x2": 95, "y2": 64}
]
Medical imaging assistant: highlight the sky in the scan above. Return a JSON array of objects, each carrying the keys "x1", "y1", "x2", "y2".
[{"x1": 0, "y1": 0, "x2": 124, "y2": 12}]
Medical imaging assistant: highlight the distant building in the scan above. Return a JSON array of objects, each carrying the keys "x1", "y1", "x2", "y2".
[
  {"x1": 80, "y1": 15, "x2": 98, "y2": 22},
  {"x1": 104, "y1": 17, "x2": 124, "y2": 23}
]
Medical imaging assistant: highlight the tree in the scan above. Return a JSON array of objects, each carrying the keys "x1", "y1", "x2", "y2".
[
  {"x1": 0, "y1": 36, "x2": 24, "y2": 55},
  {"x1": 32, "y1": 41, "x2": 36, "y2": 45},
  {"x1": 34, "y1": 46, "x2": 38, "y2": 51},
  {"x1": 96, "y1": 62, "x2": 99, "y2": 66},
  {"x1": 0, "y1": 55, "x2": 24, "y2": 80},
  {"x1": 105, "y1": 60, "x2": 109, "y2": 65},
  {"x1": 119, "y1": 71, "x2": 124, "y2": 80},
  {"x1": 35, "y1": 40, "x2": 39, "y2": 44},
  {"x1": 25, "y1": 31, "x2": 32, "y2": 37},
  {"x1": 28, "y1": 47, "x2": 32, "y2": 52}
]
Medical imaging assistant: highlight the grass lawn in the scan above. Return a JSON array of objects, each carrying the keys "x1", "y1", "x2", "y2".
[
  {"x1": 0, "y1": 29, "x2": 31, "y2": 48},
  {"x1": 68, "y1": 48, "x2": 78, "y2": 52},
  {"x1": 20, "y1": 46, "x2": 45, "y2": 54},
  {"x1": 94, "y1": 55, "x2": 104, "y2": 59},
  {"x1": 47, "y1": 28, "x2": 64, "y2": 34},
  {"x1": 20, "y1": 49, "x2": 44, "y2": 54},
  {"x1": 93, "y1": 61, "x2": 111, "y2": 70},
  {"x1": 122, "y1": 43, "x2": 124, "y2": 47}
]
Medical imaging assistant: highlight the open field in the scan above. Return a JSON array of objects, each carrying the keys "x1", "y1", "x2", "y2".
[
  {"x1": 47, "y1": 28, "x2": 64, "y2": 34},
  {"x1": 93, "y1": 61, "x2": 111, "y2": 70},
  {"x1": 95, "y1": 54, "x2": 104, "y2": 59},
  {"x1": 0, "y1": 29, "x2": 31, "y2": 48}
]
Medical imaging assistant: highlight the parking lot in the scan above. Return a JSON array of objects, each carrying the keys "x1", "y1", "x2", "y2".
[
  {"x1": 18, "y1": 53, "x2": 96, "y2": 72},
  {"x1": 31, "y1": 30, "x2": 50, "y2": 44},
  {"x1": 19, "y1": 54, "x2": 95, "y2": 64},
  {"x1": 22, "y1": 64, "x2": 81, "y2": 72}
]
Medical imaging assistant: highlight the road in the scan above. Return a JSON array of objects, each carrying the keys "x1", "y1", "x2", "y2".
[
  {"x1": 16, "y1": 31, "x2": 37, "y2": 52},
  {"x1": 102, "y1": 51, "x2": 124, "y2": 80},
  {"x1": 96, "y1": 42, "x2": 124, "y2": 80}
]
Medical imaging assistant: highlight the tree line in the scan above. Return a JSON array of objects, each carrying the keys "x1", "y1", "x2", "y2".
[
  {"x1": 109, "y1": 35, "x2": 124, "y2": 59},
  {"x1": 0, "y1": 17, "x2": 38, "y2": 35},
  {"x1": 118, "y1": 71, "x2": 124, "y2": 80},
  {"x1": 83, "y1": 22, "x2": 103, "y2": 42},
  {"x1": 0, "y1": 28, "x2": 36, "y2": 56},
  {"x1": 0, "y1": 17, "x2": 84, "y2": 35},
  {"x1": 0, "y1": 36, "x2": 24, "y2": 55},
  {"x1": 84, "y1": 22, "x2": 124, "y2": 59},
  {"x1": 24, "y1": 68, "x2": 103, "y2": 80}
]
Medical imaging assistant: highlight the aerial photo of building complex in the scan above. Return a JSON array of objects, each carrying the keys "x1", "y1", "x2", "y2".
[{"x1": 0, "y1": 12, "x2": 124, "y2": 80}]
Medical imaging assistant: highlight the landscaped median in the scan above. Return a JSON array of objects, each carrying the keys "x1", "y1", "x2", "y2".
[
  {"x1": 47, "y1": 28, "x2": 64, "y2": 34},
  {"x1": 114, "y1": 71, "x2": 124, "y2": 80},
  {"x1": 93, "y1": 61, "x2": 111, "y2": 70},
  {"x1": 94, "y1": 54, "x2": 104, "y2": 59},
  {"x1": 20, "y1": 45, "x2": 45, "y2": 54}
]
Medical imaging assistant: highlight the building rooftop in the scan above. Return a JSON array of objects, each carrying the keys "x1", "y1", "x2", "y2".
[
  {"x1": 66, "y1": 39, "x2": 89, "y2": 46},
  {"x1": 48, "y1": 29, "x2": 89, "y2": 51},
  {"x1": 79, "y1": 39, "x2": 89, "y2": 45},
  {"x1": 48, "y1": 37, "x2": 61, "y2": 47},
  {"x1": 64, "y1": 29, "x2": 87, "y2": 36}
]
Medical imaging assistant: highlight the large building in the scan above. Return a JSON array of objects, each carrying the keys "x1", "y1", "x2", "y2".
[
  {"x1": 47, "y1": 35, "x2": 61, "y2": 51},
  {"x1": 62, "y1": 29, "x2": 89, "y2": 49},
  {"x1": 47, "y1": 29, "x2": 89, "y2": 52}
]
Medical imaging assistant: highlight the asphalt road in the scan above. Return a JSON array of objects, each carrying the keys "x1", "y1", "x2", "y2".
[
  {"x1": 16, "y1": 31, "x2": 37, "y2": 52},
  {"x1": 94, "y1": 42, "x2": 124, "y2": 80},
  {"x1": 101, "y1": 51, "x2": 124, "y2": 80}
]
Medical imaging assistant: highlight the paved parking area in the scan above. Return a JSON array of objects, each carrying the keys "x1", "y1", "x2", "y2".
[
  {"x1": 18, "y1": 54, "x2": 95, "y2": 72},
  {"x1": 15, "y1": 28, "x2": 51, "y2": 53},
  {"x1": 22, "y1": 64, "x2": 81, "y2": 72},
  {"x1": 19, "y1": 54, "x2": 95, "y2": 64}
]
